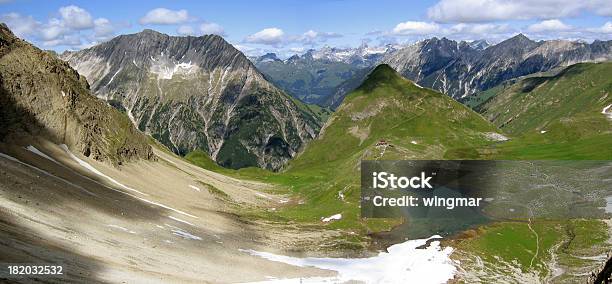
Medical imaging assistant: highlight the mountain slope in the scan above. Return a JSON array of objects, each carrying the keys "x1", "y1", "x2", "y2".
[
  {"x1": 474, "y1": 62, "x2": 612, "y2": 159},
  {"x1": 61, "y1": 30, "x2": 320, "y2": 170},
  {"x1": 381, "y1": 35, "x2": 612, "y2": 99},
  {"x1": 275, "y1": 64, "x2": 501, "y2": 230},
  {"x1": 0, "y1": 23, "x2": 152, "y2": 164}
]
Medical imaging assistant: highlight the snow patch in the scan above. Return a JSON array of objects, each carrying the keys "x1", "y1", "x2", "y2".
[
  {"x1": 26, "y1": 145, "x2": 58, "y2": 164},
  {"x1": 150, "y1": 59, "x2": 198, "y2": 80},
  {"x1": 168, "y1": 216, "x2": 195, "y2": 226},
  {"x1": 136, "y1": 197, "x2": 198, "y2": 219},
  {"x1": 411, "y1": 140, "x2": 418, "y2": 145},
  {"x1": 188, "y1": 185, "x2": 201, "y2": 192},
  {"x1": 106, "y1": 67, "x2": 122, "y2": 86},
  {"x1": 106, "y1": 224, "x2": 137, "y2": 234},
  {"x1": 0, "y1": 152, "x2": 97, "y2": 197},
  {"x1": 127, "y1": 108, "x2": 137, "y2": 125},
  {"x1": 171, "y1": 228, "x2": 202, "y2": 240},
  {"x1": 540, "y1": 130, "x2": 547, "y2": 134},
  {"x1": 484, "y1": 132, "x2": 509, "y2": 142},
  {"x1": 255, "y1": 192, "x2": 273, "y2": 200},
  {"x1": 321, "y1": 213, "x2": 342, "y2": 222},
  {"x1": 241, "y1": 235, "x2": 456, "y2": 284},
  {"x1": 602, "y1": 104, "x2": 612, "y2": 120},
  {"x1": 60, "y1": 144, "x2": 147, "y2": 196}
]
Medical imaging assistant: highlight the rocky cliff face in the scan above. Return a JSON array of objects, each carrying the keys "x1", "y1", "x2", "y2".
[
  {"x1": 62, "y1": 29, "x2": 319, "y2": 170},
  {"x1": 381, "y1": 34, "x2": 612, "y2": 99},
  {"x1": 0, "y1": 24, "x2": 153, "y2": 165}
]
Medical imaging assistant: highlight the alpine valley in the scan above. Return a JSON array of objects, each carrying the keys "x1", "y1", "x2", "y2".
[{"x1": 0, "y1": 9, "x2": 611, "y2": 283}]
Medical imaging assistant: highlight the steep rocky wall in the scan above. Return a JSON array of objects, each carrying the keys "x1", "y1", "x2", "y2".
[{"x1": 0, "y1": 23, "x2": 153, "y2": 165}]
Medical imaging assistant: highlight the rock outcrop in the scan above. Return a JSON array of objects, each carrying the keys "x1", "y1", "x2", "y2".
[{"x1": 0, "y1": 23, "x2": 153, "y2": 164}]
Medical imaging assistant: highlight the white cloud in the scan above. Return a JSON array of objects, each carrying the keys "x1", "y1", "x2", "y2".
[
  {"x1": 289, "y1": 47, "x2": 305, "y2": 53},
  {"x1": 245, "y1": 27, "x2": 284, "y2": 45},
  {"x1": 588, "y1": 21, "x2": 612, "y2": 34},
  {"x1": 298, "y1": 30, "x2": 342, "y2": 44},
  {"x1": 601, "y1": 22, "x2": 612, "y2": 33},
  {"x1": 0, "y1": 12, "x2": 39, "y2": 37},
  {"x1": 392, "y1": 21, "x2": 440, "y2": 35},
  {"x1": 93, "y1": 18, "x2": 114, "y2": 38},
  {"x1": 427, "y1": 0, "x2": 610, "y2": 23},
  {"x1": 59, "y1": 5, "x2": 93, "y2": 29},
  {"x1": 200, "y1": 22, "x2": 225, "y2": 35},
  {"x1": 40, "y1": 18, "x2": 66, "y2": 41},
  {"x1": 448, "y1": 23, "x2": 510, "y2": 34},
  {"x1": 177, "y1": 25, "x2": 195, "y2": 35},
  {"x1": 42, "y1": 34, "x2": 81, "y2": 47},
  {"x1": 139, "y1": 8, "x2": 190, "y2": 25},
  {"x1": 1, "y1": 6, "x2": 118, "y2": 49},
  {"x1": 528, "y1": 19, "x2": 572, "y2": 32}
]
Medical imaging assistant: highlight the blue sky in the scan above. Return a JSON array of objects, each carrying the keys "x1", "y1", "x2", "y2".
[{"x1": 1, "y1": 0, "x2": 611, "y2": 57}]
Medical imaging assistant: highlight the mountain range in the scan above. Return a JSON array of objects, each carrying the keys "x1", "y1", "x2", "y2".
[
  {"x1": 382, "y1": 34, "x2": 612, "y2": 99},
  {"x1": 61, "y1": 29, "x2": 321, "y2": 170},
  {"x1": 252, "y1": 44, "x2": 394, "y2": 105},
  {"x1": 254, "y1": 35, "x2": 611, "y2": 109}
]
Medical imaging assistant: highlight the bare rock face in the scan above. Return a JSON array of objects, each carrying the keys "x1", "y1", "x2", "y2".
[
  {"x1": 62, "y1": 29, "x2": 320, "y2": 170},
  {"x1": 381, "y1": 35, "x2": 612, "y2": 99},
  {"x1": 0, "y1": 23, "x2": 153, "y2": 164}
]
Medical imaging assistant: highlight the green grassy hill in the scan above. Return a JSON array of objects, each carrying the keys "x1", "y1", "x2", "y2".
[
  {"x1": 266, "y1": 64, "x2": 502, "y2": 235},
  {"x1": 473, "y1": 62, "x2": 612, "y2": 159}
]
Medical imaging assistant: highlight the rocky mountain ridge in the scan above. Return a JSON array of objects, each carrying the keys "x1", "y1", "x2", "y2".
[
  {"x1": 0, "y1": 23, "x2": 153, "y2": 164},
  {"x1": 256, "y1": 35, "x2": 611, "y2": 108},
  {"x1": 62, "y1": 29, "x2": 320, "y2": 170},
  {"x1": 381, "y1": 34, "x2": 612, "y2": 99}
]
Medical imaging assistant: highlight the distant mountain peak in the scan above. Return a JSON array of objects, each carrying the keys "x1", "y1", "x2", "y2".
[
  {"x1": 506, "y1": 33, "x2": 534, "y2": 44},
  {"x1": 256, "y1": 52, "x2": 281, "y2": 63},
  {"x1": 286, "y1": 54, "x2": 301, "y2": 62},
  {"x1": 466, "y1": 39, "x2": 490, "y2": 50}
]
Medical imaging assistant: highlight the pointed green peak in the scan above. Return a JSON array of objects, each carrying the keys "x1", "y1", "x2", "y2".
[
  {"x1": 357, "y1": 64, "x2": 404, "y2": 91},
  {"x1": 366, "y1": 64, "x2": 400, "y2": 81}
]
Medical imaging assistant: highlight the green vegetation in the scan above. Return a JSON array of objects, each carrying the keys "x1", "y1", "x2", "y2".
[
  {"x1": 257, "y1": 59, "x2": 364, "y2": 105},
  {"x1": 452, "y1": 219, "x2": 610, "y2": 281},
  {"x1": 196, "y1": 180, "x2": 230, "y2": 200},
  {"x1": 472, "y1": 62, "x2": 612, "y2": 160},
  {"x1": 304, "y1": 103, "x2": 333, "y2": 124}
]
